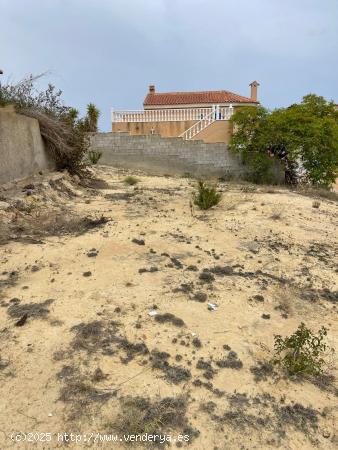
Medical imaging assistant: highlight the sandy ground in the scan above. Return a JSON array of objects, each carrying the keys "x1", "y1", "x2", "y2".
[{"x1": 0, "y1": 166, "x2": 337, "y2": 450}]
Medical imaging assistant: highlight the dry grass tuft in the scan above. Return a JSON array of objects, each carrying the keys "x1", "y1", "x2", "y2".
[
  {"x1": 21, "y1": 109, "x2": 88, "y2": 174},
  {"x1": 112, "y1": 395, "x2": 195, "y2": 445},
  {"x1": 124, "y1": 176, "x2": 139, "y2": 186},
  {"x1": 270, "y1": 206, "x2": 284, "y2": 220}
]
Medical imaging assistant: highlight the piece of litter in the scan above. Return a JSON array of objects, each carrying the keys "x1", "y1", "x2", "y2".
[
  {"x1": 148, "y1": 310, "x2": 158, "y2": 316},
  {"x1": 48, "y1": 413, "x2": 53, "y2": 417},
  {"x1": 191, "y1": 332, "x2": 197, "y2": 337},
  {"x1": 207, "y1": 303, "x2": 218, "y2": 311}
]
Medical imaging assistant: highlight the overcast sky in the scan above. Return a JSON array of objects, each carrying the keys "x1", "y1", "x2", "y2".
[{"x1": 1, "y1": 0, "x2": 337, "y2": 130}]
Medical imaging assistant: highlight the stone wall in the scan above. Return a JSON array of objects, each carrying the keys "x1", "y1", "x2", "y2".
[
  {"x1": 90, "y1": 132, "x2": 245, "y2": 178},
  {"x1": 0, "y1": 106, "x2": 54, "y2": 184}
]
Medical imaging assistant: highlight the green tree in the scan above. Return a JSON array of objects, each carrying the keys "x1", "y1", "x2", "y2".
[
  {"x1": 85, "y1": 103, "x2": 100, "y2": 132},
  {"x1": 230, "y1": 95, "x2": 338, "y2": 187}
]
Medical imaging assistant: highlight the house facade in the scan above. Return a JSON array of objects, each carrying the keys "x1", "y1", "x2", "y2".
[{"x1": 111, "y1": 82, "x2": 259, "y2": 144}]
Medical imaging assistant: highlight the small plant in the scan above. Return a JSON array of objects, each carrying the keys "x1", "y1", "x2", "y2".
[
  {"x1": 124, "y1": 176, "x2": 139, "y2": 186},
  {"x1": 88, "y1": 150, "x2": 102, "y2": 165},
  {"x1": 20, "y1": 197, "x2": 39, "y2": 214},
  {"x1": 193, "y1": 181, "x2": 222, "y2": 210},
  {"x1": 270, "y1": 206, "x2": 284, "y2": 220},
  {"x1": 240, "y1": 185, "x2": 257, "y2": 193},
  {"x1": 312, "y1": 200, "x2": 321, "y2": 209},
  {"x1": 181, "y1": 172, "x2": 192, "y2": 178},
  {"x1": 273, "y1": 322, "x2": 329, "y2": 376},
  {"x1": 111, "y1": 395, "x2": 191, "y2": 445}
]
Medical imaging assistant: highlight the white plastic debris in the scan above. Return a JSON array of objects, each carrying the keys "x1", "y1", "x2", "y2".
[
  {"x1": 207, "y1": 303, "x2": 218, "y2": 311},
  {"x1": 148, "y1": 309, "x2": 158, "y2": 317},
  {"x1": 191, "y1": 332, "x2": 197, "y2": 337}
]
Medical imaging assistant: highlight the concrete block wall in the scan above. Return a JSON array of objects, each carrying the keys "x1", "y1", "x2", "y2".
[
  {"x1": 0, "y1": 106, "x2": 55, "y2": 184},
  {"x1": 90, "y1": 132, "x2": 245, "y2": 178}
]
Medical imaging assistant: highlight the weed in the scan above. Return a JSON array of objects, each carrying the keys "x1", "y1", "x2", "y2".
[
  {"x1": 150, "y1": 350, "x2": 192, "y2": 384},
  {"x1": 216, "y1": 351, "x2": 243, "y2": 370},
  {"x1": 7, "y1": 299, "x2": 54, "y2": 320},
  {"x1": 124, "y1": 176, "x2": 139, "y2": 186},
  {"x1": 273, "y1": 285, "x2": 296, "y2": 316},
  {"x1": 223, "y1": 196, "x2": 237, "y2": 211},
  {"x1": 193, "y1": 181, "x2": 222, "y2": 210},
  {"x1": 58, "y1": 370, "x2": 114, "y2": 421},
  {"x1": 296, "y1": 186, "x2": 338, "y2": 203},
  {"x1": 88, "y1": 150, "x2": 102, "y2": 165},
  {"x1": 181, "y1": 172, "x2": 193, "y2": 178},
  {"x1": 312, "y1": 200, "x2": 321, "y2": 209},
  {"x1": 240, "y1": 185, "x2": 257, "y2": 193},
  {"x1": 273, "y1": 322, "x2": 330, "y2": 376},
  {"x1": 154, "y1": 313, "x2": 185, "y2": 327},
  {"x1": 21, "y1": 199, "x2": 39, "y2": 214},
  {"x1": 112, "y1": 395, "x2": 194, "y2": 446},
  {"x1": 250, "y1": 361, "x2": 275, "y2": 381},
  {"x1": 270, "y1": 206, "x2": 284, "y2": 220}
]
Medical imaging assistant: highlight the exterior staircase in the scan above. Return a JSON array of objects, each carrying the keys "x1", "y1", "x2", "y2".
[
  {"x1": 179, "y1": 110, "x2": 215, "y2": 140},
  {"x1": 179, "y1": 105, "x2": 234, "y2": 140}
]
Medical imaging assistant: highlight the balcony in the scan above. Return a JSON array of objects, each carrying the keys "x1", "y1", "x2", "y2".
[{"x1": 111, "y1": 105, "x2": 234, "y2": 123}]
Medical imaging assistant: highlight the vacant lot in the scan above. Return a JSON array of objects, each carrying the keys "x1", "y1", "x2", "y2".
[{"x1": 0, "y1": 166, "x2": 337, "y2": 449}]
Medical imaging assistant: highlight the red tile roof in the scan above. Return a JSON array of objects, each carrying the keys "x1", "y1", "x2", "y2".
[{"x1": 144, "y1": 90, "x2": 257, "y2": 106}]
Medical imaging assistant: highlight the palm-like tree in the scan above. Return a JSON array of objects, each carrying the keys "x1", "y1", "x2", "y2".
[
  {"x1": 65, "y1": 107, "x2": 79, "y2": 127},
  {"x1": 86, "y1": 103, "x2": 100, "y2": 132}
]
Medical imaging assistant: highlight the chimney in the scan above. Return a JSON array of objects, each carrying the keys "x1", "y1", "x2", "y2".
[
  {"x1": 249, "y1": 81, "x2": 259, "y2": 102},
  {"x1": 149, "y1": 84, "x2": 155, "y2": 93}
]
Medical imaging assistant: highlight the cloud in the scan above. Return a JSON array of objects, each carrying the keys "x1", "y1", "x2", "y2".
[{"x1": 1, "y1": 0, "x2": 337, "y2": 129}]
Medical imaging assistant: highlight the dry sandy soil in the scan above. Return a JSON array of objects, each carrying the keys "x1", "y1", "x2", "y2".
[{"x1": 0, "y1": 166, "x2": 337, "y2": 450}]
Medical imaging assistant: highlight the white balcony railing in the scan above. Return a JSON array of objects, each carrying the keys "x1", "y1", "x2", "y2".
[{"x1": 111, "y1": 106, "x2": 233, "y2": 123}]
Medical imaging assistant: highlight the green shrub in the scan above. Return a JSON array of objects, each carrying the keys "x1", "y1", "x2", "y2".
[
  {"x1": 246, "y1": 152, "x2": 274, "y2": 184},
  {"x1": 193, "y1": 181, "x2": 222, "y2": 210},
  {"x1": 124, "y1": 176, "x2": 139, "y2": 186},
  {"x1": 88, "y1": 150, "x2": 102, "y2": 165},
  {"x1": 273, "y1": 322, "x2": 329, "y2": 376}
]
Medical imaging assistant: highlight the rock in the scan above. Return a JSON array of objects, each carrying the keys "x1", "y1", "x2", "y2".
[
  {"x1": 261, "y1": 313, "x2": 270, "y2": 319},
  {"x1": 132, "y1": 238, "x2": 145, "y2": 245},
  {"x1": 199, "y1": 271, "x2": 215, "y2": 283},
  {"x1": 187, "y1": 265, "x2": 198, "y2": 272},
  {"x1": 192, "y1": 337, "x2": 202, "y2": 348},
  {"x1": 15, "y1": 313, "x2": 28, "y2": 327},
  {"x1": 83, "y1": 271, "x2": 92, "y2": 277},
  {"x1": 322, "y1": 430, "x2": 330, "y2": 438},
  {"x1": 193, "y1": 292, "x2": 207, "y2": 302},
  {"x1": 0, "y1": 201, "x2": 10, "y2": 210},
  {"x1": 23, "y1": 184, "x2": 35, "y2": 190}
]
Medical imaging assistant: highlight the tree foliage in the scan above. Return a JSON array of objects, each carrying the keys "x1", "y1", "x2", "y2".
[
  {"x1": 85, "y1": 103, "x2": 100, "y2": 132},
  {"x1": 230, "y1": 95, "x2": 338, "y2": 187}
]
